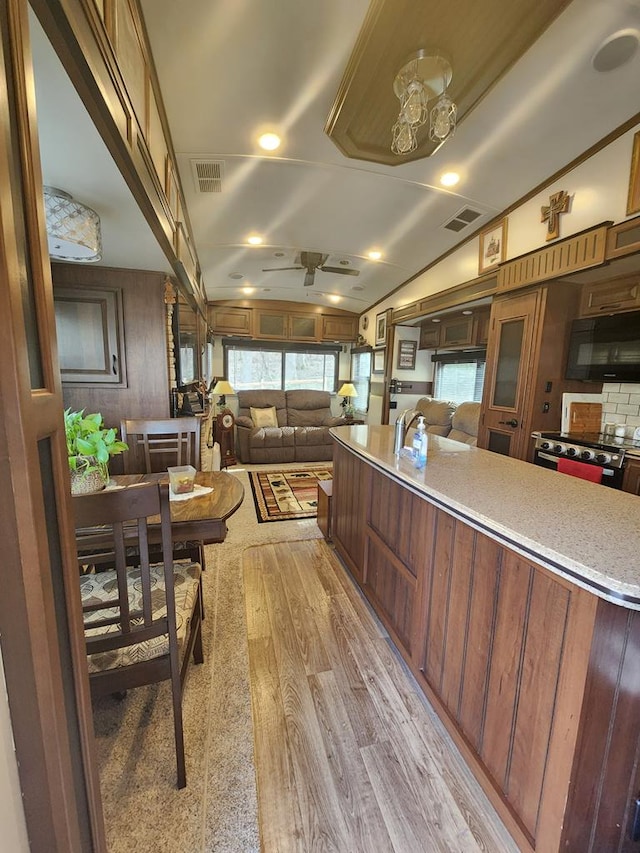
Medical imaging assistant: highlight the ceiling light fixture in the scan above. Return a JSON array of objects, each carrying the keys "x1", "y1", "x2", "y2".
[
  {"x1": 43, "y1": 186, "x2": 102, "y2": 262},
  {"x1": 440, "y1": 172, "x2": 460, "y2": 187},
  {"x1": 391, "y1": 50, "x2": 456, "y2": 156},
  {"x1": 247, "y1": 235, "x2": 262, "y2": 245},
  {"x1": 258, "y1": 132, "x2": 281, "y2": 151},
  {"x1": 368, "y1": 250, "x2": 382, "y2": 260}
]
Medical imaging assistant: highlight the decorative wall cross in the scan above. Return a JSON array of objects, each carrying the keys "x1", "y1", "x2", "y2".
[{"x1": 541, "y1": 190, "x2": 570, "y2": 241}]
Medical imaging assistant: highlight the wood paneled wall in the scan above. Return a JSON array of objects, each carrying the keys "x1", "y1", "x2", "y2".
[{"x1": 52, "y1": 263, "x2": 169, "y2": 431}]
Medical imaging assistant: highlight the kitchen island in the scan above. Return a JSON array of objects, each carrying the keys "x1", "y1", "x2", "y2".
[{"x1": 330, "y1": 424, "x2": 640, "y2": 853}]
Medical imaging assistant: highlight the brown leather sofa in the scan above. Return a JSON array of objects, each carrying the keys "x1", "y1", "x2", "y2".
[{"x1": 235, "y1": 389, "x2": 346, "y2": 464}]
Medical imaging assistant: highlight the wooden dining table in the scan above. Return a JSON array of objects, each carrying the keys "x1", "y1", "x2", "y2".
[{"x1": 75, "y1": 470, "x2": 244, "y2": 550}]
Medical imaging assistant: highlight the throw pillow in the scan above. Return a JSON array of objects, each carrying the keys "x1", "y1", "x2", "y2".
[{"x1": 250, "y1": 406, "x2": 278, "y2": 428}]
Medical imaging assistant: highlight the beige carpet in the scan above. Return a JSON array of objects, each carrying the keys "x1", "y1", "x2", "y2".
[{"x1": 92, "y1": 462, "x2": 324, "y2": 853}]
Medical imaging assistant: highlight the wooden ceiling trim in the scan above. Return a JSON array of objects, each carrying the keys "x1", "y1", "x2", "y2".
[{"x1": 325, "y1": 0, "x2": 572, "y2": 166}]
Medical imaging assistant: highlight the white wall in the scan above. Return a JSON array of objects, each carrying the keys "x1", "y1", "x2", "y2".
[{"x1": 0, "y1": 649, "x2": 29, "y2": 852}]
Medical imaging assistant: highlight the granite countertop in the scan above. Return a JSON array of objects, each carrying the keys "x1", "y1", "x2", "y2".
[{"x1": 331, "y1": 424, "x2": 640, "y2": 609}]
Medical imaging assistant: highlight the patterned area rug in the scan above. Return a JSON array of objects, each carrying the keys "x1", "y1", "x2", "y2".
[{"x1": 249, "y1": 466, "x2": 333, "y2": 523}]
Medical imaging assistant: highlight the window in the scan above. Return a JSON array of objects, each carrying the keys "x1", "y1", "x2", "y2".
[
  {"x1": 433, "y1": 351, "x2": 486, "y2": 404},
  {"x1": 224, "y1": 340, "x2": 339, "y2": 392},
  {"x1": 351, "y1": 348, "x2": 372, "y2": 413}
]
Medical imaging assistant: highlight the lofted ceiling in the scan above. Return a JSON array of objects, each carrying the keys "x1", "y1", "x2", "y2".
[{"x1": 33, "y1": 0, "x2": 640, "y2": 316}]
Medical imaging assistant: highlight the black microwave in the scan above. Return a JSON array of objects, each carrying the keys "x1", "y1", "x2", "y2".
[{"x1": 565, "y1": 310, "x2": 640, "y2": 382}]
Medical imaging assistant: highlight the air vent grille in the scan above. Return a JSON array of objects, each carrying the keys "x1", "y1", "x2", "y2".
[
  {"x1": 191, "y1": 159, "x2": 225, "y2": 193},
  {"x1": 444, "y1": 206, "x2": 483, "y2": 232}
]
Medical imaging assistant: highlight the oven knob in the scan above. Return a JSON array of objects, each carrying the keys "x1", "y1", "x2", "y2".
[
  {"x1": 566, "y1": 447, "x2": 578, "y2": 457},
  {"x1": 595, "y1": 453, "x2": 611, "y2": 465},
  {"x1": 540, "y1": 441, "x2": 552, "y2": 450},
  {"x1": 553, "y1": 443, "x2": 566, "y2": 453},
  {"x1": 580, "y1": 450, "x2": 595, "y2": 461}
]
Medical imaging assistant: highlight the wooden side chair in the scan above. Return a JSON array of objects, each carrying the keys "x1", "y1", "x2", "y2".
[
  {"x1": 73, "y1": 482, "x2": 203, "y2": 789},
  {"x1": 120, "y1": 416, "x2": 206, "y2": 570},
  {"x1": 120, "y1": 417, "x2": 201, "y2": 474}
]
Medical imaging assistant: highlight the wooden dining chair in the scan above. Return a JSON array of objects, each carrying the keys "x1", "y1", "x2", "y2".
[
  {"x1": 120, "y1": 416, "x2": 206, "y2": 570},
  {"x1": 73, "y1": 481, "x2": 203, "y2": 789},
  {"x1": 120, "y1": 417, "x2": 202, "y2": 474}
]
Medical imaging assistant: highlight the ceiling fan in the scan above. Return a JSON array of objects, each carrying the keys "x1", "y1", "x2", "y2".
[{"x1": 263, "y1": 251, "x2": 360, "y2": 287}]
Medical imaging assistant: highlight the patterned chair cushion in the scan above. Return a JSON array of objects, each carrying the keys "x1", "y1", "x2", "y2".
[{"x1": 81, "y1": 560, "x2": 201, "y2": 673}]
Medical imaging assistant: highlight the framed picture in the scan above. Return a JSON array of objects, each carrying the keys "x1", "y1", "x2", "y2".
[
  {"x1": 478, "y1": 218, "x2": 507, "y2": 274},
  {"x1": 375, "y1": 311, "x2": 388, "y2": 346},
  {"x1": 397, "y1": 340, "x2": 417, "y2": 370},
  {"x1": 627, "y1": 130, "x2": 640, "y2": 216},
  {"x1": 372, "y1": 347, "x2": 385, "y2": 374}
]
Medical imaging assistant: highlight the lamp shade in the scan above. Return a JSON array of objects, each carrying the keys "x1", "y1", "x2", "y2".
[
  {"x1": 43, "y1": 186, "x2": 102, "y2": 262},
  {"x1": 212, "y1": 380, "x2": 235, "y2": 395},
  {"x1": 337, "y1": 383, "x2": 358, "y2": 398}
]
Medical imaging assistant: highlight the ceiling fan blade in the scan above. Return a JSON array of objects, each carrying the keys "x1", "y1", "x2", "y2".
[
  {"x1": 262, "y1": 266, "x2": 304, "y2": 272},
  {"x1": 319, "y1": 265, "x2": 360, "y2": 276},
  {"x1": 303, "y1": 269, "x2": 316, "y2": 287}
]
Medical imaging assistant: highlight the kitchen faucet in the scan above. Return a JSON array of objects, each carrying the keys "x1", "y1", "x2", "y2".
[{"x1": 394, "y1": 408, "x2": 424, "y2": 455}]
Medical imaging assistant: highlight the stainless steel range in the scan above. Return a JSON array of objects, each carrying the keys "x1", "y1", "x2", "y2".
[{"x1": 532, "y1": 431, "x2": 640, "y2": 489}]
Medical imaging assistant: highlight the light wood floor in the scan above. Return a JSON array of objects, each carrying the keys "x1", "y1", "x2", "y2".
[{"x1": 243, "y1": 539, "x2": 519, "y2": 853}]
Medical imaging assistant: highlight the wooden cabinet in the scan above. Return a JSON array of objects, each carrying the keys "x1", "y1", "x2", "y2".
[
  {"x1": 255, "y1": 309, "x2": 318, "y2": 340},
  {"x1": 579, "y1": 273, "x2": 640, "y2": 317},
  {"x1": 478, "y1": 283, "x2": 584, "y2": 460},
  {"x1": 53, "y1": 286, "x2": 126, "y2": 386},
  {"x1": 439, "y1": 314, "x2": 474, "y2": 347},
  {"x1": 418, "y1": 308, "x2": 490, "y2": 350},
  {"x1": 321, "y1": 314, "x2": 358, "y2": 341},
  {"x1": 622, "y1": 457, "x2": 640, "y2": 495},
  {"x1": 208, "y1": 305, "x2": 252, "y2": 336},
  {"x1": 333, "y1": 441, "x2": 640, "y2": 853},
  {"x1": 418, "y1": 323, "x2": 441, "y2": 349}
]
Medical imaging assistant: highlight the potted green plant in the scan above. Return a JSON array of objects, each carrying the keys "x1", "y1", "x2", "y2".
[{"x1": 64, "y1": 408, "x2": 128, "y2": 495}]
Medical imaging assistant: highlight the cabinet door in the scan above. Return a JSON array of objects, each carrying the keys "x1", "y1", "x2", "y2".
[
  {"x1": 580, "y1": 276, "x2": 640, "y2": 317},
  {"x1": 478, "y1": 290, "x2": 540, "y2": 459},
  {"x1": 321, "y1": 314, "x2": 357, "y2": 341},
  {"x1": 53, "y1": 286, "x2": 126, "y2": 386},
  {"x1": 473, "y1": 310, "x2": 490, "y2": 345},
  {"x1": 440, "y1": 315, "x2": 474, "y2": 347},
  {"x1": 256, "y1": 310, "x2": 287, "y2": 339},
  {"x1": 288, "y1": 313, "x2": 318, "y2": 340},
  {"x1": 209, "y1": 305, "x2": 252, "y2": 336},
  {"x1": 419, "y1": 323, "x2": 441, "y2": 349},
  {"x1": 622, "y1": 459, "x2": 640, "y2": 495}
]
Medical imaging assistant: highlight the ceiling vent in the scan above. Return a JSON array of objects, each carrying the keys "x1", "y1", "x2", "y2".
[
  {"x1": 191, "y1": 159, "x2": 224, "y2": 193},
  {"x1": 443, "y1": 206, "x2": 482, "y2": 232}
]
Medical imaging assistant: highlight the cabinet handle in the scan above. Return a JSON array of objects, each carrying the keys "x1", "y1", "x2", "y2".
[
  {"x1": 498, "y1": 418, "x2": 518, "y2": 427},
  {"x1": 112, "y1": 354, "x2": 117, "y2": 375},
  {"x1": 598, "y1": 303, "x2": 621, "y2": 310}
]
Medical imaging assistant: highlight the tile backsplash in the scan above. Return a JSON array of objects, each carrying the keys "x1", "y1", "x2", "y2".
[{"x1": 601, "y1": 383, "x2": 640, "y2": 430}]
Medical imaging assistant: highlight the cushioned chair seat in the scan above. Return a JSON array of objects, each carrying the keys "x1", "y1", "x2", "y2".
[
  {"x1": 82, "y1": 560, "x2": 201, "y2": 673},
  {"x1": 416, "y1": 398, "x2": 456, "y2": 436},
  {"x1": 448, "y1": 401, "x2": 481, "y2": 446}
]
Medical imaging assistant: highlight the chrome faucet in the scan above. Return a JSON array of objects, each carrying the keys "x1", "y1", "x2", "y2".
[{"x1": 394, "y1": 408, "x2": 424, "y2": 455}]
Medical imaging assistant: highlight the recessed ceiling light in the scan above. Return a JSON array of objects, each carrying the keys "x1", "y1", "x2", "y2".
[
  {"x1": 462, "y1": 309, "x2": 473, "y2": 315},
  {"x1": 431, "y1": 318, "x2": 441, "y2": 323},
  {"x1": 328, "y1": 294, "x2": 341, "y2": 303},
  {"x1": 351, "y1": 285, "x2": 364, "y2": 292},
  {"x1": 241, "y1": 286, "x2": 255, "y2": 295},
  {"x1": 440, "y1": 172, "x2": 460, "y2": 187},
  {"x1": 592, "y1": 29, "x2": 640, "y2": 72},
  {"x1": 262, "y1": 288, "x2": 271, "y2": 292},
  {"x1": 368, "y1": 250, "x2": 382, "y2": 261},
  {"x1": 258, "y1": 132, "x2": 281, "y2": 151},
  {"x1": 229, "y1": 272, "x2": 244, "y2": 280},
  {"x1": 274, "y1": 251, "x2": 285, "y2": 257},
  {"x1": 339, "y1": 259, "x2": 351, "y2": 266},
  {"x1": 247, "y1": 235, "x2": 262, "y2": 245}
]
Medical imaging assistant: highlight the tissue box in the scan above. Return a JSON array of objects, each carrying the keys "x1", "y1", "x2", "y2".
[{"x1": 167, "y1": 465, "x2": 196, "y2": 494}]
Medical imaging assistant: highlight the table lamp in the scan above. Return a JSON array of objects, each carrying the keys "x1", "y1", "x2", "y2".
[
  {"x1": 337, "y1": 383, "x2": 358, "y2": 418},
  {"x1": 212, "y1": 379, "x2": 235, "y2": 411}
]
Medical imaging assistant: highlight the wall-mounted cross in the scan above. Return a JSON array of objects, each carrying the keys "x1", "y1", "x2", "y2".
[{"x1": 541, "y1": 190, "x2": 570, "y2": 241}]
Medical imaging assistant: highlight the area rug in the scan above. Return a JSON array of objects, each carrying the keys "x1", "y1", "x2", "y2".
[{"x1": 249, "y1": 466, "x2": 332, "y2": 523}]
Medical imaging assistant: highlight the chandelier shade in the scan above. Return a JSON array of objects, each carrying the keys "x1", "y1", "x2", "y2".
[
  {"x1": 43, "y1": 186, "x2": 102, "y2": 262},
  {"x1": 391, "y1": 50, "x2": 457, "y2": 155}
]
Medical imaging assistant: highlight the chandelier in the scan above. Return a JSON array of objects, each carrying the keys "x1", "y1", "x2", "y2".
[
  {"x1": 391, "y1": 50, "x2": 457, "y2": 156},
  {"x1": 43, "y1": 186, "x2": 102, "y2": 262}
]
